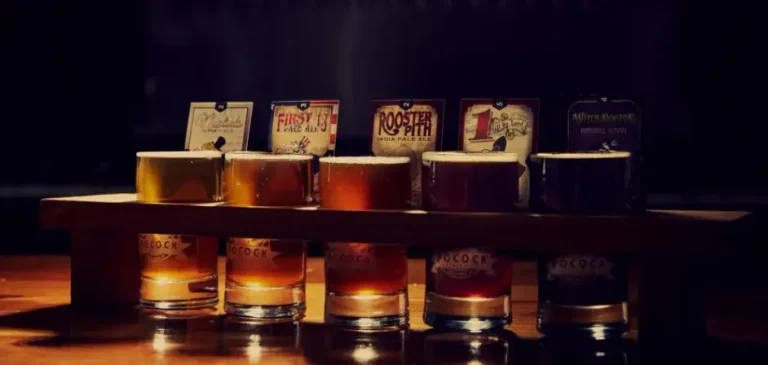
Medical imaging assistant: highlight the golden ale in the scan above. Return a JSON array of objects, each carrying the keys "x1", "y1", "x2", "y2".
[
  {"x1": 136, "y1": 151, "x2": 222, "y2": 202},
  {"x1": 319, "y1": 156, "x2": 411, "y2": 328},
  {"x1": 136, "y1": 151, "x2": 222, "y2": 309},
  {"x1": 421, "y1": 152, "x2": 519, "y2": 331},
  {"x1": 224, "y1": 153, "x2": 312, "y2": 319}
]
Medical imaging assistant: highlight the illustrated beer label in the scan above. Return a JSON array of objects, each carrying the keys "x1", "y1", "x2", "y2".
[
  {"x1": 325, "y1": 243, "x2": 376, "y2": 272},
  {"x1": 139, "y1": 234, "x2": 192, "y2": 262},
  {"x1": 270, "y1": 100, "x2": 340, "y2": 201},
  {"x1": 186, "y1": 101, "x2": 253, "y2": 152},
  {"x1": 460, "y1": 99, "x2": 539, "y2": 207},
  {"x1": 568, "y1": 97, "x2": 640, "y2": 153},
  {"x1": 227, "y1": 238, "x2": 281, "y2": 269},
  {"x1": 431, "y1": 248, "x2": 496, "y2": 279},
  {"x1": 568, "y1": 96, "x2": 643, "y2": 211},
  {"x1": 270, "y1": 100, "x2": 339, "y2": 157},
  {"x1": 371, "y1": 99, "x2": 444, "y2": 208}
]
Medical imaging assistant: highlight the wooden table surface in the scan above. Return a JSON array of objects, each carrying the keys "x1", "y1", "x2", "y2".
[{"x1": 2, "y1": 256, "x2": 766, "y2": 364}]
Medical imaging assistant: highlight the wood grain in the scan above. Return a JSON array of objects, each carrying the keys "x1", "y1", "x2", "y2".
[{"x1": 40, "y1": 194, "x2": 749, "y2": 254}]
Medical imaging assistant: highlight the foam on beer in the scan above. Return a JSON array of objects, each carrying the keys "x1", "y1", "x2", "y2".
[
  {"x1": 225, "y1": 152, "x2": 313, "y2": 161},
  {"x1": 422, "y1": 151, "x2": 519, "y2": 163},
  {"x1": 136, "y1": 151, "x2": 222, "y2": 158},
  {"x1": 532, "y1": 152, "x2": 631, "y2": 159},
  {"x1": 319, "y1": 156, "x2": 410, "y2": 164}
]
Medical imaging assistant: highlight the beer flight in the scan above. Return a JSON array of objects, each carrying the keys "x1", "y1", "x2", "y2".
[
  {"x1": 135, "y1": 149, "x2": 633, "y2": 338},
  {"x1": 134, "y1": 96, "x2": 639, "y2": 338}
]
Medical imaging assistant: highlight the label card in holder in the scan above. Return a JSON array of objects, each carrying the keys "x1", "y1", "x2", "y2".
[
  {"x1": 269, "y1": 100, "x2": 340, "y2": 201},
  {"x1": 459, "y1": 98, "x2": 539, "y2": 208},
  {"x1": 185, "y1": 101, "x2": 253, "y2": 152},
  {"x1": 371, "y1": 99, "x2": 444, "y2": 208},
  {"x1": 568, "y1": 96, "x2": 643, "y2": 210},
  {"x1": 567, "y1": 97, "x2": 641, "y2": 153},
  {"x1": 269, "y1": 100, "x2": 339, "y2": 156}
]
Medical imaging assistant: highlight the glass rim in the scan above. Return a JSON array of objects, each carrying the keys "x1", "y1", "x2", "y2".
[
  {"x1": 532, "y1": 151, "x2": 631, "y2": 160},
  {"x1": 136, "y1": 151, "x2": 222, "y2": 158},
  {"x1": 319, "y1": 156, "x2": 410, "y2": 164},
  {"x1": 422, "y1": 151, "x2": 519, "y2": 163},
  {"x1": 225, "y1": 152, "x2": 313, "y2": 161}
]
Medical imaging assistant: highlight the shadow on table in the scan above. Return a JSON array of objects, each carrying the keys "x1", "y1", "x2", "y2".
[{"x1": 0, "y1": 304, "x2": 73, "y2": 333}]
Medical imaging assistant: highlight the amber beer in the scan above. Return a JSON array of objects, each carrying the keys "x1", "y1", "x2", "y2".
[
  {"x1": 319, "y1": 156, "x2": 411, "y2": 328},
  {"x1": 224, "y1": 153, "x2": 313, "y2": 319},
  {"x1": 421, "y1": 152, "x2": 518, "y2": 330},
  {"x1": 135, "y1": 151, "x2": 222, "y2": 309}
]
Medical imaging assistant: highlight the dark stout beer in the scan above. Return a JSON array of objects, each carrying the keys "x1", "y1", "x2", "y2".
[{"x1": 530, "y1": 151, "x2": 631, "y2": 338}]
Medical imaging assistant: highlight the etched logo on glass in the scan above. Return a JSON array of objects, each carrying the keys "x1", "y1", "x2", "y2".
[
  {"x1": 139, "y1": 234, "x2": 192, "y2": 262},
  {"x1": 227, "y1": 238, "x2": 281, "y2": 269},
  {"x1": 431, "y1": 249, "x2": 496, "y2": 279},
  {"x1": 546, "y1": 255, "x2": 614, "y2": 284},
  {"x1": 325, "y1": 242, "x2": 377, "y2": 272}
]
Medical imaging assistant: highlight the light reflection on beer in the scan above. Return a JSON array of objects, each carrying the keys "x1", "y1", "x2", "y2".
[
  {"x1": 224, "y1": 152, "x2": 313, "y2": 206},
  {"x1": 319, "y1": 156, "x2": 411, "y2": 210}
]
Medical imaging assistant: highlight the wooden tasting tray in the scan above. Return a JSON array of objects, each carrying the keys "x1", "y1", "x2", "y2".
[{"x1": 39, "y1": 193, "x2": 750, "y2": 254}]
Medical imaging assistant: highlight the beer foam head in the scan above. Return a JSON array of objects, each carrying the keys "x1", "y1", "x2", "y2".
[
  {"x1": 532, "y1": 152, "x2": 631, "y2": 160},
  {"x1": 225, "y1": 152, "x2": 313, "y2": 161},
  {"x1": 422, "y1": 151, "x2": 519, "y2": 163},
  {"x1": 136, "y1": 151, "x2": 222, "y2": 158},
  {"x1": 319, "y1": 156, "x2": 410, "y2": 164}
]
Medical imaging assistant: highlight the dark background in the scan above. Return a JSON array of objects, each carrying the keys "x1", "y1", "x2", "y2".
[{"x1": 4, "y1": 0, "x2": 767, "y2": 254}]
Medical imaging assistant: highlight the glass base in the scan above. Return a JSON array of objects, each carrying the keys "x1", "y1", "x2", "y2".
[
  {"x1": 537, "y1": 302, "x2": 628, "y2": 339},
  {"x1": 225, "y1": 303, "x2": 305, "y2": 319},
  {"x1": 424, "y1": 312, "x2": 510, "y2": 332},
  {"x1": 139, "y1": 274, "x2": 218, "y2": 309},
  {"x1": 423, "y1": 292, "x2": 510, "y2": 331},
  {"x1": 325, "y1": 290, "x2": 408, "y2": 329},
  {"x1": 225, "y1": 281, "x2": 305, "y2": 319}
]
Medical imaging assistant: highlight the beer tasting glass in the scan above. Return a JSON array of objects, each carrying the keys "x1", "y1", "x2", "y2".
[
  {"x1": 421, "y1": 151, "x2": 518, "y2": 331},
  {"x1": 530, "y1": 152, "x2": 632, "y2": 338},
  {"x1": 135, "y1": 151, "x2": 222, "y2": 309},
  {"x1": 224, "y1": 152, "x2": 313, "y2": 319},
  {"x1": 319, "y1": 156, "x2": 411, "y2": 328}
]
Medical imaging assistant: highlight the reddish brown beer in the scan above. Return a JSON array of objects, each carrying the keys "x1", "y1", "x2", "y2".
[
  {"x1": 422, "y1": 151, "x2": 519, "y2": 212},
  {"x1": 421, "y1": 151, "x2": 519, "y2": 331},
  {"x1": 319, "y1": 156, "x2": 411, "y2": 328}
]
